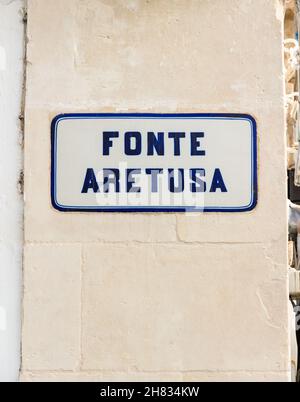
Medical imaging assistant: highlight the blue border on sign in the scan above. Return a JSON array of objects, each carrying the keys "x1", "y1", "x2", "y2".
[{"x1": 51, "y1": 113, "x2": 257, "y2": 213}]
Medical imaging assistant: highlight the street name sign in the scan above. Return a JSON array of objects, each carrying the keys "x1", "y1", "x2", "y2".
[{"x1": 51, "y1": 113, "x2": 257, "y2": 212}]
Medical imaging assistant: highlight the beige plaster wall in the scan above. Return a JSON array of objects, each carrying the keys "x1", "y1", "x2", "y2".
[{"x1": 21, "y1": 0, "x2": 289, "y2": 382}]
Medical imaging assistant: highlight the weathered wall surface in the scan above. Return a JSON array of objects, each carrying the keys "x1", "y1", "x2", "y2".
[
  {"x1": 22, "y1": 0, "x2": 289, "y2": 381},
  {"x1": 0, "y1": 0, "x2": 24, "y2": 382}
]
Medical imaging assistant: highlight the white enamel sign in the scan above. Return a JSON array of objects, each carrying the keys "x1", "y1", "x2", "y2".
[{"x1": 51, "y1": 113, "x2": 257, "y2": 212}]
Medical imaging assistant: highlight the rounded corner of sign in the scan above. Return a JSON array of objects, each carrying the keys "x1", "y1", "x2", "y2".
[
  {"x1": 243, "y1": 197, "x2": 258, "y2": 212},
  {"x1": 51, "y1": 114, "x2": 68, "y2": 131},
  {"x1": 242, "y1": 114, "x2": 257, "y2": 129},
  {"x1": 51, "y1": 194, "x2": 67, "y2": 212},
  {"x1": 51, "y1": 200, "x2": 63, "y2": 212}
]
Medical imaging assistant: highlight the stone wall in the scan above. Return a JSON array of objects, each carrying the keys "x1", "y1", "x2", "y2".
[
  {"x1": 0, "y1": 0, "x2": 24, "y2": 382},
  {"x1": 21, "y1": 0, "x2": 289, "y2": 382}
]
